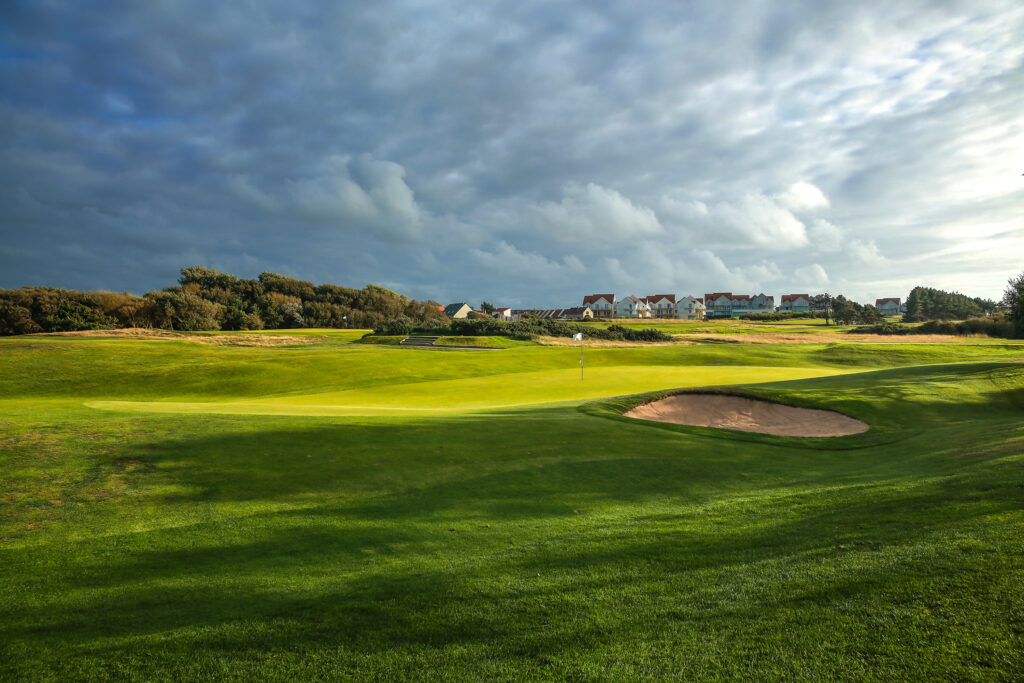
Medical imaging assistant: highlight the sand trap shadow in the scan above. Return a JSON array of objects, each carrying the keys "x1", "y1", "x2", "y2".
[{"x1": 625, "y1": 393, "x2": 870, "y2": 437}]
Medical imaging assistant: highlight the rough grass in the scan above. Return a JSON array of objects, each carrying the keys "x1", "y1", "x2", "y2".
[{"x1": 1, "y1": 330, "x2": 1023, "y2": 680}]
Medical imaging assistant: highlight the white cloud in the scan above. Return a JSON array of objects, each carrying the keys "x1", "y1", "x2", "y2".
[
  {"x1": 660, "y1": 192, "x2": 809, "y2": 249},
  {"x1": 776, "y1": 182, "x2": 830, "y2": 212},
  {"x1": 598, "y1": 247, "x2": 785, "y2": 297},
  {"x1": 848, "y1": 239, "x2": 884, "y2": 264},
  {"x1": 794, "y1": 263, "x2": 830, "y2": 289},
  {"x1": 808, "y1": 219, "x2": 844, "y2": 252},
  {"x1": 470, "y1": 241, "x2": 585, "y2": 279},
  {"x1": 231, "y1": 154, "x2": 425, "y2": 243},
  {"x1": 531, "y1": 183, "x2": 663, "y2": 241}
]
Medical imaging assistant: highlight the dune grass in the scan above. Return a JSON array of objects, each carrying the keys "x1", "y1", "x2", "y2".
[{"x1": 1, "y1": 331, "x2": 1023, "y2": 680}]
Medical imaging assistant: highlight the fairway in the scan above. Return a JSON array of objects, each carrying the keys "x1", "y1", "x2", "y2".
[
  {"x1": 2, "y1": 331, "x2": 1023, "y2": 680},
  {"x1": 88, "y1": 365, "x2": 852, "y2": 416}
]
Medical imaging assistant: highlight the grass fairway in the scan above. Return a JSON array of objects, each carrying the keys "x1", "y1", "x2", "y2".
[{"x1": 2, "y1": 332, "x2": 1023, "y2": 680}]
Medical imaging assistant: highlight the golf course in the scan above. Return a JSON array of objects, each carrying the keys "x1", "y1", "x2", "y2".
[{"x1": 2, "y1": 328, "x2": 1023, "y2": 680}]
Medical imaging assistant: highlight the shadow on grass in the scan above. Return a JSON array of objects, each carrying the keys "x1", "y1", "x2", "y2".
[{"x1": 3, "y1": 457, "x2": 1022, "y2": 674}]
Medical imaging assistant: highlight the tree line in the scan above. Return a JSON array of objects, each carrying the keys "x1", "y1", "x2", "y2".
[
  {"x1": 0, "y1": 266, "x2": 449, "y2": 336},
  {"x1": 903, "y1": 286, "x2": 997, "y2": 322}
]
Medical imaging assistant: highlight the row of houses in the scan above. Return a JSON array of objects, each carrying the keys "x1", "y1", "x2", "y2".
[
  {"x1": 442, "y1": 294, "x2": 907, "y2": 322},
  {"x1": 582, "y1": 294, "x2": 705, "y2": 319},
  {"x1": 580, "y1": 293, "x2": 906, "y2": 319}
]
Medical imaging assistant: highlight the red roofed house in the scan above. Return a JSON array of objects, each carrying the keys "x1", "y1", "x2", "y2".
[
  {"x1": 582, "y1": 294, "x2": 615, "y2": 318},
  {"x1": 704, "y1": 292, "x2": 734, "y2": 317},
  {"x1": 679, "y1": 296, "x2": 705, "y2": 320},
  {"x1": 645, "y1": 294, "x2": 678, "y2": 319},
  {"x1": 492, "y1": 307, "x2": 513, "y2": 321},
  {"x1": 780, "y1": 294, "x2": 811, "y2": 312},
  {"x1": 704, "y1": 293, "x2": 773, "y2": 317},
  {"x1": 642, "y1": 294, "x2": 705, "y2": 319},
  {"x1": 875, "y1": 298, "x2": 902, "y2": 316},
  {"x1": 614, "y1": 295, "x2": 651, "y2": 318},
  {"x1": 750, "y1": 293, "x2": 774, "y2": 313}
]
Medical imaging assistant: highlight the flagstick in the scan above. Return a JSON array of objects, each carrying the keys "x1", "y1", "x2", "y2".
[{"x1": 580, "y1": 334, "x2": 584, "y2": 381}]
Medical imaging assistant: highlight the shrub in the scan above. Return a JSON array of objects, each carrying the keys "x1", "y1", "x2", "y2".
[
  {"x1": 852, "y1": 315, "x2": 1014, "y2": 338},
  {"x1": 42, "y1": 299, "x2": 117, "y2": 332},
  {"x1": 221, "y1": 308, "x2": 264, "y2": 331},
  {"x1": 372, "y1": 317, "x2": 673, "y2": 342},
  {"x1": 0, "y1": 300, "x2": 42, "y2": 335}
]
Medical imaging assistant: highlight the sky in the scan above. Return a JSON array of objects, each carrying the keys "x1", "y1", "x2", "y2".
[{"x1": 1, "y1": 1, "x2": 1022, "y2": 308}]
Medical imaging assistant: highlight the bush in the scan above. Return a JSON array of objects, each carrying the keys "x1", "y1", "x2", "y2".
[
  {"x1": 42, "y1": 299, "x2": 117, "y2": 332},
  {"x1": 143, "y1": 290, "x2": 223, "y2": 331},
  {"x1": 0, "y1": 300, "x2": 42, "y2": 335},
  {"x1": 853, "y1": 315, "x2": 1015, "y2": 338},
  {"x1": 371, "y1": 317, "x2": 673, "y2": 342},
  {"x1": 221, "y1": 308, "x2": 264, "y2": 331}
]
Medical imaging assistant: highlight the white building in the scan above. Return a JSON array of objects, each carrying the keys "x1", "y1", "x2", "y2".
[
  {"x1": 677, "y1": 296, "x2": 705, "y2": 320},
  {"x1": 875, "y1": 298, "x2": 902, "y2": 317},
  {"x1": 645, "y1": 294, "x2": 678, "y2": 318},
  {"x1": 614, "y1": 295, "x2": 651, "y2": 318},
  {"x1": 750, "y1": 293, "x2": 774, "y2": 313},
  {"x1": 582, "y1": 294, "x2": 615, "y2": 318},
  {"x1": 704, "y1": 292, "x2": 772, "y2": 317},
  {"x1": 780, "y1": 294, "x2": 811, "y2": 312},
  {"x1": 443, "y1": 302, "x2": 473, "y2": 319}
]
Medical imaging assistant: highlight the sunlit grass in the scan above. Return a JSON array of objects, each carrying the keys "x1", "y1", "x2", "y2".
[{"x1": 1, "y1": 333, "x2": 1022, "y2": 679}]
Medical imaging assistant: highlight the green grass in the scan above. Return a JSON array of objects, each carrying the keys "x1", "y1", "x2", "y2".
[
  {"x1": 1, "y1": 331, "x2": 1023, "y2": 680},
  {"x1": 433, "y1": 336, "x2": 532, "y2": 348}
]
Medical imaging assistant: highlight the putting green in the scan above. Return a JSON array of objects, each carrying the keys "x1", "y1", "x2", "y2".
[{"x1": 87, "y1": 364, "x2": 853, "y2": 416}]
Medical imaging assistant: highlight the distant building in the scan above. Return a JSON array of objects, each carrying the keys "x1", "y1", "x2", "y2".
[
  {"x1": 704, "y1": 292, "x2": 733, "y2": 317},
  {"x1": 492, "y1": 307, "x2": 513, "y2": 321},
  {"x1": 750, "y1": 293, "x2": 774, "y2": 313},
  {"x1": 645, "y1": 294, "x2": 678, "y2": 319},
  {"x1": 443, "y1": 302, "x2": 473, "y2": 319},
  {"x1": 704, "y1": 292, "x2": 772, "y2": 317},
  {"x1": 561, "y1": 306, "x2": 593, "y2": 320},
  {"x1": 875, "y1": 298, "x2": 902, "y2": 316},
  {"x1": 780, "y1": 294, "x2": 811, "y2": 312},
  {"x1": 678, "y1": 296, "x2": 705, "y2": 320},
  {"x1": 582, "y1": 294, "x2": 615, "y2": 318},
  {"x1": 614, "y1": 295, "x2": 651, "y2": 318}
]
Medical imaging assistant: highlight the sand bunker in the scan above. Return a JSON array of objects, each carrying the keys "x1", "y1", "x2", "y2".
[{"x1": 625, "y1": 393, "x2": 869, "y2": 437}]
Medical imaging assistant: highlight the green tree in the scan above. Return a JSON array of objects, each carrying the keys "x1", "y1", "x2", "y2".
[
  {"x1": 179, "y1": 265, "x2": 239, "y2": 291},
  {"x1": 143, "y1": 290, "x2": 223, "y2": 331},
  {"x1": 0, "y1": 299, "x2": 42, "y2": 335},
  {"x1": 810, "y1": 294, "x2": 833, "y2": 325},
  {"x1": 1003, "y1": 271, "x2": 1024, "y2": 335},
  {"x1": 860, "y1": 304, "x2": 884, "y2": 324},
  {"x1": 831, "y1": 296, "x2": 857, "y2": 325}
]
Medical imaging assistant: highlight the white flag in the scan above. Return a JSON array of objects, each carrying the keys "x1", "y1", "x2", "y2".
[{"x1": 572, "y1": 332, "x2": 583, "y2": 341}]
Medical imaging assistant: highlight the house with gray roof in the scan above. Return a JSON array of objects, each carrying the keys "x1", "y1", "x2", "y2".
[{"x1": 443, "y1": 302, "x2": 473, "y2": 319}]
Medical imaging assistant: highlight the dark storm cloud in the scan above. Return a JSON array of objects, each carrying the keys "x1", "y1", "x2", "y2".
[{"x1": 1, "y1": 0, "x2": 1022, "y2": 305}]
